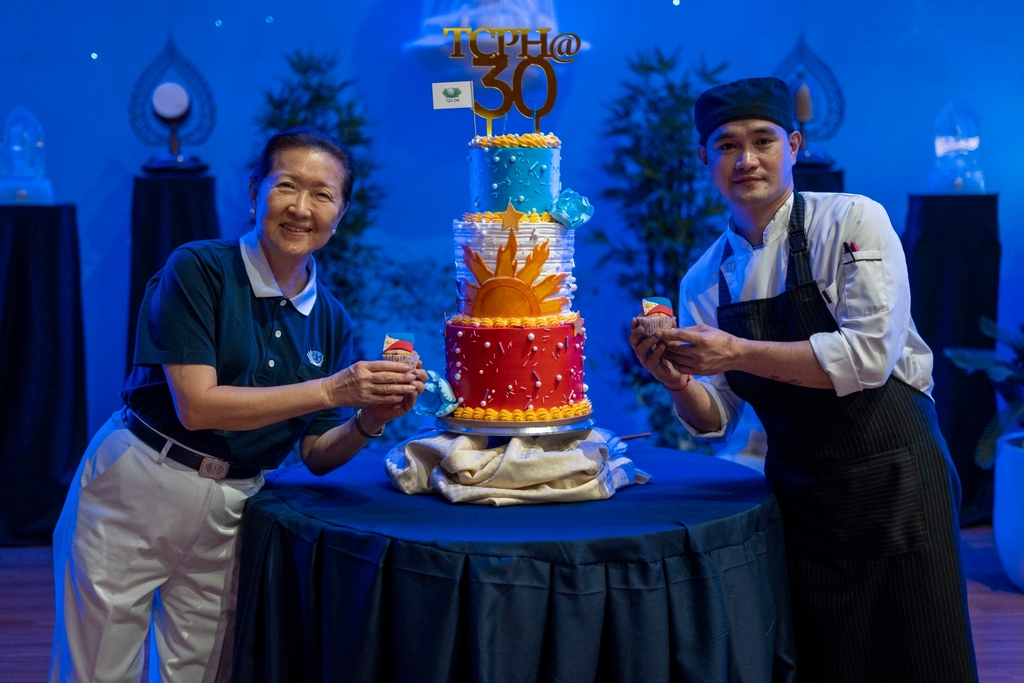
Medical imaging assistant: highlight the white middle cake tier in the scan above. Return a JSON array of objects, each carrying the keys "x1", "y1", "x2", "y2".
[{"x1": 453, "y1": 220, "x2": 577, "y2": 318}]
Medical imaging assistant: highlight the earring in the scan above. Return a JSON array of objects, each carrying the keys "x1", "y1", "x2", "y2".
[{"x1": 250, "y1": 208, "x2": 255, "y2": 218}]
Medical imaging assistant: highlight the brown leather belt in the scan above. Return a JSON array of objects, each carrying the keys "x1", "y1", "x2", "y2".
[{"x1": 123, "y1": 409, "x2": 261, "y2": 480}]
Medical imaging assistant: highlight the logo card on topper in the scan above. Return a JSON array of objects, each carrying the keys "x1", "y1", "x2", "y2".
[{"x1": 432, "y1": 81, "x2": 475, "y2": 110}]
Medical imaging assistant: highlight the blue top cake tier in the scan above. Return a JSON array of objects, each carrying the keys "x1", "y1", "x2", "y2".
[{"x1": 468, "y1": 134, "x2": 562, "y2": 215}]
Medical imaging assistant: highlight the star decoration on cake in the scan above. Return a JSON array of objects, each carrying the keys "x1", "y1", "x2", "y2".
[
  {"x1": 573, "y1": 314, "x2": 586, "y2": 337},
  {"x1": 496, "y1": 201, "x2": 527, "y2": 232}
]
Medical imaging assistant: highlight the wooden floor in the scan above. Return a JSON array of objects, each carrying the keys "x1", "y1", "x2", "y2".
[{"x1": 2, "y1": 527, "x2": 1023, "y2": 682}]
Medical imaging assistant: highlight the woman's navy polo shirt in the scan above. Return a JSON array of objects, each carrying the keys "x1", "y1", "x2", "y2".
[{"x1": 123, "y1": 235, "x2": 354, "y2": 470}]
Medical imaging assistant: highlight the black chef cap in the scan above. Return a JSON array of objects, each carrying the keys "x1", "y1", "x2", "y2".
[{"x1": 694, "y1": 77, "x2": 795, "y2": 146}]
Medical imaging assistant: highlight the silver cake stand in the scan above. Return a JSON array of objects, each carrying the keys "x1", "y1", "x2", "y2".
[{"x1": 437, "y1": 414, "x2": 595, "y2": 437}]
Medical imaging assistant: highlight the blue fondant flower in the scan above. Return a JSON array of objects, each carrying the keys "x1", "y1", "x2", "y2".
[
  {"x1": 549, "y1": 189, "x2": 594, "y2": 229},
  {"x1": 413, "y1": 370, "x2": 457, "y2": 417}
]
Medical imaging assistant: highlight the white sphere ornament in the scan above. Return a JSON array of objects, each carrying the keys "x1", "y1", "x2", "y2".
[{"x1": 152, "y1": 82, "x2": 190, "y2": 120}]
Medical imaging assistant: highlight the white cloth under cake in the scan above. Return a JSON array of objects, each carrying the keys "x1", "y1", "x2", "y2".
[{"x1": 384, "y1": 428, "x2": 649, "y2": 506}]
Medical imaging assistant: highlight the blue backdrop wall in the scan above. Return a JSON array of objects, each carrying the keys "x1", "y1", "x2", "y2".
[{"x1": 2, "y1": 0, "x2": 1021, "y2": 438}]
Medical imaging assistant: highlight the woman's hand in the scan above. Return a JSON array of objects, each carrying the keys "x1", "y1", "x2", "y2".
[
  {"x1": 629, "y1": 321, "x2": 689, "y2": 391},
  {"x1": 325, "y1": 361, "x2": 425, "y2": 407},
  {"x1": 301, "y1": 362, "x2": 427, "y2": 475},
  {"x1": 358, "y1": 361, "x2": 427, "y2": 432}
]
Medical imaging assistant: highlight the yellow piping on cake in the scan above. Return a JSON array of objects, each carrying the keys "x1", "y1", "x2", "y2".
[
  {"x1": 448, "y1": 312, "x2": 578, "y2": 328},
  {"x1": 461, "y1": 210, "x2": 554, "y2": 224},
  {"x1": 452, "y1": 398, "x2": 592, "y2": 422},
  {"x1": 469, "y1": 133, "x2": 561, "y2": 149}
]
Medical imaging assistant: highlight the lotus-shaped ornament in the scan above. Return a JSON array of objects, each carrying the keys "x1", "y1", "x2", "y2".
[
  {"x1": 549, "y1": 189, "x2": 594, "y2": 229},
  {"x1": 413, "y1": 369, "x2": 458, "y2": 417}
]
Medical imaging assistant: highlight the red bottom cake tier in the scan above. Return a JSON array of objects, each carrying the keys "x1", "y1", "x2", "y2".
[{"x1": 444, "y1": 320, "x2": 591, "y2": 422}]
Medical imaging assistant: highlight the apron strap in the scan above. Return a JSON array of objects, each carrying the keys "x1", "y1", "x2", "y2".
[
  {"x1": 785, "y1": 192, "x2": 813, "y2": 289},
  {"x1": 718, "y1": 239, "x2": 735, "y2": 305},
  {"x1": 718, "y1": 192, "x2": 809, "y2": 308}
]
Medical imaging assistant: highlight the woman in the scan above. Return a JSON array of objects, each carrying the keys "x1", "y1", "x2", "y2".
[{"x1": 50, "y1": 128, "x2": 425, "y2": 682}]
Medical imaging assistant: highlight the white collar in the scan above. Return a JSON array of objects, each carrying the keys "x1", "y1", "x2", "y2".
[
  {"x1": 239, "y1": 231, "x2": 317, "y2": 316},
  {"x1": 727, "y1": 192, "x2": 794, "y2": 252}
]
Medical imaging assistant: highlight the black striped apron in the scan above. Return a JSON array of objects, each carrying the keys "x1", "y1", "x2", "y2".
[{"x1": 716, "y1": 193, "x2": 978, "y2": 682}]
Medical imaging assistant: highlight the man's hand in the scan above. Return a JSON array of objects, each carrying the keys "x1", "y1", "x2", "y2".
[
  {"x1": 325, "y1": 361, "x2": 426, "y2": 407},
  {"x1": 660, "y1": 326, "x2": 835, "y2": 390},
  {"x1": 658, "y1": 325, "x2": 743, "y2": 376},
  {"x1": 629, "y1": 321, "x2": 689, "y2": 390}
]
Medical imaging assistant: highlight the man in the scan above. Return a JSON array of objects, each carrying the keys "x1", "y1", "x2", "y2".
[{"x1": 630, "y1": 77, "x2": 977, "y2": 682}]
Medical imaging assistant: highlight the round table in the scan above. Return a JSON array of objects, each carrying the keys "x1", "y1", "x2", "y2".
[{"x1": 231, "y1": 445, "x2": 795, "y2": 683}]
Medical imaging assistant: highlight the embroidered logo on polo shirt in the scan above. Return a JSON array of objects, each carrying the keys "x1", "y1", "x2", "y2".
[{"x1": 307, "y1": 350, "x2": 324, "y2": 368}]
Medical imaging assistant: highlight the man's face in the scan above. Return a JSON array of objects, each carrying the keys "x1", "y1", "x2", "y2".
[{"x1": 698, "y1": 120, "x2": 800, "y2": 214}]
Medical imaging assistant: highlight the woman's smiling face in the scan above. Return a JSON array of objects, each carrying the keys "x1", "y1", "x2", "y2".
[{"x1": 252, "y1": 146, "x2": 347, "y2": 267}]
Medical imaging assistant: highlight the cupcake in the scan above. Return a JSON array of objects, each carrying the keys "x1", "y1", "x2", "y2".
[
  {"x1": 383, "y1": 333, "x2": 420, "y2": 369},
  {"x1": 632, "y1": 297, "x2": 677, "y2": 335}
]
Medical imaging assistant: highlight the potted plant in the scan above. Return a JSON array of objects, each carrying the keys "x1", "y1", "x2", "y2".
[
  {"x1": 592, "y1": 47, "x2": 727, "y2": 449},
  {"x1": 946, "y1": 316, "x2": 1024, "y2": 590}
]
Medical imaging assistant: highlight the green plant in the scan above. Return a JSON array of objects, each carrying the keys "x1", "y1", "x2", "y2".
[
  {"x1": 945, "y1": 316, "x2": 1024, "y2": 468},
  {"x1": 256, "y1": 50, "x2": 453, "y2": 445},
  {"x1": 591, "y1": 47, "x2": 727, "y2": 449}
]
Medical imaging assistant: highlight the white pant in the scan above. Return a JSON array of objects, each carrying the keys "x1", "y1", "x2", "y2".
[{"x1": 49, "y1": 412, "x2": 264, "y2": 683}]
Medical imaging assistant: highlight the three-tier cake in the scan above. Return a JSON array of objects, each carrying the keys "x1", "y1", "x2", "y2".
[{"x1": 442, "y1": 133, "x2": 593, "y2": 426}]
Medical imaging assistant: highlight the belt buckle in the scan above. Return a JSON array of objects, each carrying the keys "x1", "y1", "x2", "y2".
[{"x1": 198, "y1": 457, "x2": 229, "y2": 480}]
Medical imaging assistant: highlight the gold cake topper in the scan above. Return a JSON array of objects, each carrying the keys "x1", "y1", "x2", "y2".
[{"x1": 442, "y1": 27, "x2": 582, "y2": 137}]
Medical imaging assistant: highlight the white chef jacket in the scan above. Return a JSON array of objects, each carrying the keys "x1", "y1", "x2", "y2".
[{"x1": 677, "y1": 191, "x2": 935, "y2": 439}]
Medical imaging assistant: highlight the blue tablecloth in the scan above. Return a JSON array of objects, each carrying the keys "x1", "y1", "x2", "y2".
[{"x1": 231, "y1": 445, "x2": 795, "y2": 683}]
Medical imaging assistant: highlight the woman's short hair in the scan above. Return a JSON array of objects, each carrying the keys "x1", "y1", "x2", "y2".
[{"x1": 250, "y1": 127, "x2": 354, "y2": 207}]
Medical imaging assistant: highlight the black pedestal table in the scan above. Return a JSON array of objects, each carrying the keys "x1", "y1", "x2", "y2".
[
  {"x1": 127, "y1": 174, "x2": 219, "y2": 374},
  {"x1": 0, "y1": 204, "x2": 87, "y2": 545},
  {"x1": 903, "y1": 193, "x2": 1000, "y2": 525}
]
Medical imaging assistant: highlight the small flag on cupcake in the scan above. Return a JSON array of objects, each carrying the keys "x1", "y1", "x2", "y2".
[
  {"x1": 383, "y1": 333, "x2": 419, "y2": 368},
  {"x1": 642, "y1": 297, "x2": 674, "y2": 318},
  {"x1": 633, "y1": 297, "x2": 677, "y2": 334}
]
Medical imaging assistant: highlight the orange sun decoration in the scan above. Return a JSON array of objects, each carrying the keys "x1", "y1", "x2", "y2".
[{"x1": 462, "y1": 230, "x2": 568, "y2": 317}]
